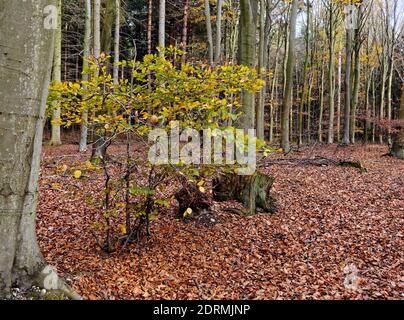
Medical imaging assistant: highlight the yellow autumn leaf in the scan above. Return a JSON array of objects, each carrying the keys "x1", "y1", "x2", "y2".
[
  {"x1": 183, "y1": 208, "x2": 193, "y2": 218},
  {"x1": 199, "y1": 186, "x2": 206, "y2": 193},
  {"x1": 57, "y1": 164, "x2": 68, "y2": 173},
  {"x1": 73, "y1": 170, "x2": 82, "y2": 179},
  {"x1": 51, "y1": 183, "x2": 61, "y2": 190}
]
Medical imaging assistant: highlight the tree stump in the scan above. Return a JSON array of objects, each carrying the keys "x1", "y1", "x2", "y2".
[
  {"x1": 175, "y1": 183, "x2": 211, "y2": 218},
  {"x1": 213, "y1": 173, "x2": 276, "y2": 215}
]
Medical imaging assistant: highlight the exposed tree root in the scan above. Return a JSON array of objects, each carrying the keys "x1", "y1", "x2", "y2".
[
  {"x1": 33, "y1": 266, "x2": 83, "y2": 300},
  {"x1": 264, "y1": 156, "x2": 367, "y2": 172}
]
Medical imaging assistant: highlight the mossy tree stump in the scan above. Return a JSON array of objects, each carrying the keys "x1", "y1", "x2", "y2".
[{"x1": 213, "y1": 173, "x2": 276, "y2": 215}]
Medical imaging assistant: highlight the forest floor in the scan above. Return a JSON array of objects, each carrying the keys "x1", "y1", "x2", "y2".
[{"x1": 37, "y1": 144, "x2": 403, "y2": 300}]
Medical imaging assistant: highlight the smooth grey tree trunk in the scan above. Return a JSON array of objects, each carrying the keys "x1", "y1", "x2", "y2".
[
  {"x1": 91, "y1": 0, "x2": 107, "y2": 161},
  {"x1": 239, "y1": 0, "x2": 258, "y2": 131},
  {"x1": 113, "y1": 0, "x2": 121, "y2": 85},
  {"x1": 256, "y1": 0, "x2": 266, "y2": 140},
  {"x1": 337, "y1": 51, "x2": 342, "y2": 142},
  {"x1": 391, "y1": 83, "x2": 404, "y2": 159},
  {"x1": 0, "y1": 0, "x2": 80, "y2": 299},
  {"x1": 159, "y1": 0, "x2": 166, "y2": 57},
  {"x1": 281, "y1": 0, "x2": 298, "y2": 153},
  {"x1": 204, "y1": 0, "x2": 214, "y2": 65},
  {"x1": 94, "y1": 0, "x2": 101, "y2": 59},
  {"x1": 181, "y1": 0, "x2": 189, "y2": 64},
  {"x1": 299, "y1": 1, "x2": 310, "y2": 146},
  {"x1": 50, "y1": 0, "x2": 62, "y2": 146},
  {"x1": 79, "y1": 0, "x2": 92, "y2": 152},
  {"x1": 342, "y1": 27, "x2": 353, "y2": 145},
  {"x1": 327, "y1": 1, "x2": 336, "y2": 144},
  {"x1": 214, "y1": 0, "x2": 223, "y2": 64}
]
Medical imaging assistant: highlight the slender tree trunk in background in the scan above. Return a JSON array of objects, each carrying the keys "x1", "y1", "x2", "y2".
[
  {"x1": 372, "y1": 76, "x2": 376, "y2": 142},
  {"x1": 379, "y1": 55, "x2": 387, "y2": 144},
  {"x1": 307, "y1": 74, "x2": 314, "y2": 143},
  {"x1": 391, "y1": 83, "x2": 404, "y2": 159},
  {"x1": 101, "y1": 0, "x2": 115, "y2": 57},
  {"x1": 204, "y1": 0, "x2": 214, "y2": 65},
  {"x1": 318, "y1": 56, "x2": 325, "y2": 143},
  {"x1": 385, "y1": 0, "x2": 397, "y2": 146},
  {"x1": 327, "y1": 1, "x2": 335, "y2": 144},
  {"x1": 256, "y1": 0, "x2": 266, "y2": 140},
  {"x1": 343, "y1": 27, "x2": 353, "y2": 145},
  {"x1": 386, "y1": 58, "x2": 394, "y2": 145},
  {"x1": 0, "y1": 0, "x2": 80, "y2": 299},
  {"x1": 215, "y1": 0, "x2": 223, "y2": 64},
  {"x1": 364, "y1": 68, "x2": 372, "y2": 143},
  {"x1": 181, "y1": 0, "x2": 190, "y2": 64},
  {"x1": 79, "y1": 0, "x2": 92, "y2": 152},
  {"x1": 148, "y1": 0, "x2": 153, "y2": 55},
  {"x1": 239, "y1": 0, "x2": 258, "y2": 130},
  {"x1": 350, "y1": 45, "x2": 361, "y2": 144},
  {"x1": 50, "y1": 0, "x2": 62, "y2": 146},
  {"x1": 91, "y1": 0, "x2": 107, "y2": 161},
  {"x1": 337, "y1": 51, "x2": 342, "y2": 142},
  {"x1": 159, "y1": 0, "x2": 166, "y2": 56},
  {"x1": 94, "y1": 0, "x2": 101, "y2": 59},
  {"x1": 282, "y1": 21, "x2": 289, "y2": 95},
  {"x1": 281, "y1": 0, "x2": 298, "y2": 153},
  {"x1": 113, "y1": 0, "x2": 121, "y2": 85},
  {"x1": 270, "y1": 32, "x2": 281, "y2": 143},
  {"x1": 229, "y1": 2, "x2": 239, "y2": 65},
  {"x1": 299, "y1": 1, "x2": 310, "y2": 146}
]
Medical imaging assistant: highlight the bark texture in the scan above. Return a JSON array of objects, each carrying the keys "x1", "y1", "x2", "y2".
[
  {"x1": 0, "y1": 0, "x2": 54, "y2": 295},
  {"x1": 391, "y1": 84, "x2": 404, "y2": 159}
]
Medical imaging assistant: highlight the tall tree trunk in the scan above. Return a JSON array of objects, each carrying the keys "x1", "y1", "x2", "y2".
[
  {"x1": 147, "y1": 0, "x2": 153, "y2": 55},
  {"x1": 0, "y1": 0, "x2": 78, "y2": 299},
  {"x1": 204, "y1": 0, "x2": 214, "y2": 65},
  {"x1": 50, "y1": 0, "x2": 62, "y2": 146},
  {"x1": 318, "y1": 56, "x2": 325, "y2": 143},
  {"x1": 214, "y1": 0, "x2": 223, "y2": 64},
  {"x1": 299, "y1": 1, "x2": 310, "y2": 146},
  {"x1": 342, "y1": 27, "x2": 353, "y2": 145},
  {"x1": 239, "y1": 0, "x2": 258, "y2": 130},
  {"x1": 79, "y1": 0, "x2": 92, "y2": 152},
  {"x1": 158, "y1": 0, "x2": 166, "y2": 56},
  {"x1": 181, "y1": 0, "x2": 190, "y2": 64},
  {"x1": 327, "y1": 1, "x2": 335, "y2": 144},
  {"x1": 91, "y1": 0, "x2": 106, "y2": 161},
  {"x1": 101, "y1": 0, "x2": 115, "y2": 58},
  {"x1": 350, "y1": 44, "x2": 361, "y2": 144},
  {"x1": 379, "y1": 55, "x2": 387, "y2": 144},
  {"x1": 281, "y1": 0, "x2": 298, "y2": 153},
  {"x1": 386, "y1": 58, "x2": 394, "y2": 145},
  {"x1": 256, "y1": 0, "x2": 266, "y2": 140},
  {"x1": 113, "y1": 0, "x2": 120, "y2": 85},
  {"x1": 336, "y1": 51, "x2": 342, "y2": 142},
  {"x1": 94, "y1": 0, "x2": 101, "y2": 59},
  {"x1": 269, "y1": 31, "x2": 281, "y2": 143},
  {"x1": 391, "y1": 83, "x2": 404, "y2": 159},
  {"x1": 372, "y1": 75, "x2": 376, "y2": 143},
  {"x1": 364, "y1": 69, "x2": 372, "y2": 143}
]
